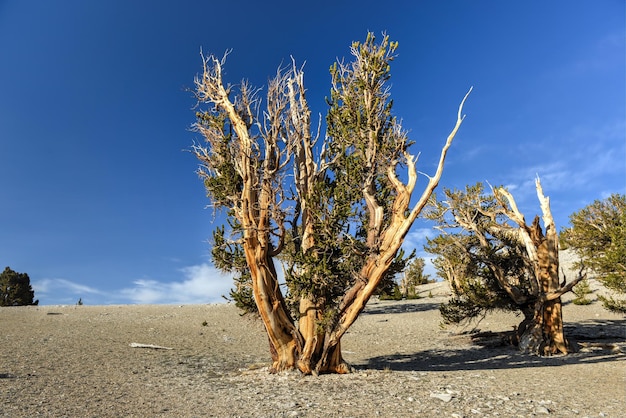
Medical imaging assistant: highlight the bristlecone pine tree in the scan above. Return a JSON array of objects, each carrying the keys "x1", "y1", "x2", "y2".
[
  {"x1": 192, "y1": 33, "x2": 471, "y2": 374},
  {"x1": 425, "y1": 179, "x2": 584, "y2": 355}
]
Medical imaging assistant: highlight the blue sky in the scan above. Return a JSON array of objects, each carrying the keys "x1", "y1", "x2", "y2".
[{"x1": 1, "y1": 1, "x2": 624, "y2": 305}]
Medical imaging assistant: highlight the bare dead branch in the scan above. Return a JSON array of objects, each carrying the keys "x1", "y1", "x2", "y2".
[{"x1": 408, "y1": 86, "x2": 473, "y2": 220}]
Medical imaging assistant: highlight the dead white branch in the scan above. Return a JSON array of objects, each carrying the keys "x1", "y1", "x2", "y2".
[{"x1": 129, "y1": 343, "x2": 174, "y2": 350}]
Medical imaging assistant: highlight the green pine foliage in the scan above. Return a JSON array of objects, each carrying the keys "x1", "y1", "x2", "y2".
[
  {"x1": 571, "y1": 278, "x2": 592, "y2": 306},
  {"x1": 379, "y1": 284, "x2": 403, "y2": 300},
  {"x1": 424, "y1": 183, "x2": 530, "y2": 324},
  {"x1": 1, "y1": 267, "x2": 38, "y2": 306},
  {"x1": 561, "y1": 194, "x2": 626, "y2": 312}
]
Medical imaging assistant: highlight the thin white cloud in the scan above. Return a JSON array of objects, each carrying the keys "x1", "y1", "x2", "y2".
[
  {"x1": 500, "y1": 119, "x2": 625, "y2": 205},
  {"x1": 32, "y1": 278, "x2": 109, "y2": 305},
  {"x1": 402, "y1": 227, "x2": 435, "y2": 254},
  {"x1": 32, "y1": 264, "x2": 235, "y2": 306},
  {"x1": 120, "y1": 264, "x2": 233, "y2": 305},
  {"x1": 33, "y1": 278, "x2": 106, "y2": 296}
]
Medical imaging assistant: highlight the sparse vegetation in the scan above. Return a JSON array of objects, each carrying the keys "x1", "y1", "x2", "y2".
[
  {"x1": 572, "y1": 278, "x2": 593, "y2": 306},
  {"x1": 379, "y1": 284, "x2": 403, "y2": 301},
  {"x1": 400, "y1": 257, "x2": 431, "y2": 299}
]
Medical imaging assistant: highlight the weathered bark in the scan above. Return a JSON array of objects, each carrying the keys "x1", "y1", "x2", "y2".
[
  {"x1": 245, "y1": 242, "x2": 299, "y2": 371},
  {"x1": 498, "y1": 178, "x2": 584, "y2": 355},
  {"x1": 517, "y1": 228, "x2": 568, "y2": 354},
  {"x1": 296, "y1": 297, "x2": 321, "y2": 374}
]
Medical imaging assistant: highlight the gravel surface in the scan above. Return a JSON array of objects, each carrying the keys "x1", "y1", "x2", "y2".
[{"x1": 1, "y1": 275, "x2": 625, "y2": 417}]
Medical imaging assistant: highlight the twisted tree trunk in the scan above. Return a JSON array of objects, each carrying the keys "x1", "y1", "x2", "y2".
[
  {"x1": 516, "y1": 221, "x2": 567, "y2": 354},
  {"x1": 244, "y1": 241, "x2": 299, "y2": 371},
  {"x1": 498, "y1": 179, "x2": 583, "y2": 355}
]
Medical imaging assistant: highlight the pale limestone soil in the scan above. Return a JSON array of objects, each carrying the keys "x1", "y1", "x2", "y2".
[{"x1": 1, "y1": 290, "x2": 624, "y2": 418}]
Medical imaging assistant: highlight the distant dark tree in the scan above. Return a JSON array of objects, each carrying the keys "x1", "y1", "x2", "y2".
[
  {"x1": 560, "y1": 194, "x2": 626, "y2": 312},
  {"x1": 0, "y1": 267, "x2": 38, "y2": 306}
]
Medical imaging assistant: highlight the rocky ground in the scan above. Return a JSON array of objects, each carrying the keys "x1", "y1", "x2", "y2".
[{"x1": 1, "y1": 275, "x2": 624, "y2": 418}]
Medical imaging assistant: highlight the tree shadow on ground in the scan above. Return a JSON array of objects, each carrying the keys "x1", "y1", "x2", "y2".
[
  {"x1": 564, "y1": 318, "x2": 626, "y2": 340},
  {"x1": 362, "y1": 301, "x2": 441, "y2": 315},
  {"x1": 358, "y1": 319, "x2": 626, "y2": 372}
]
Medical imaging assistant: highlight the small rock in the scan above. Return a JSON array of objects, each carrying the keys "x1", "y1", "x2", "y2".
[
  {"x1": 535, "y1": 406, "x2": 550, "y2": 414},
  {"x1": 430, "y1": 392, "x2": 453, "y2": 402}
]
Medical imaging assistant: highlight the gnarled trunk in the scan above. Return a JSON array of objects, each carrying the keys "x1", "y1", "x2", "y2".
[
  {"x1": 518, "y1": 297, "x2": 568, "y2": 354},
  {"x1": 244, "y1": 239, "x2": 299, "y2": 372},
  {"x1": 259, "y1": 293, "x2": 352, "y2": 374},
  {"x1": 498, "y1": 179, "x2": 582, "y2": 355},
  {"x1": 293, "y1": 297, "x2": 351, "y2": 374},
  {"x1": 517, "y1": 228, "x2": 569, "y2": 354}
]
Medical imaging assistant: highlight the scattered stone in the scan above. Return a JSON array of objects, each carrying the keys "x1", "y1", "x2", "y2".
[
  {"x1": 2, "y1": 296, "x2": 623, "y2": 417},
  {"x1": 430, "y1": 392, "x2": 453, "y2": 402},
  {"x1": 535, "y1": 405, "x2": 551, "y2": 414}
]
